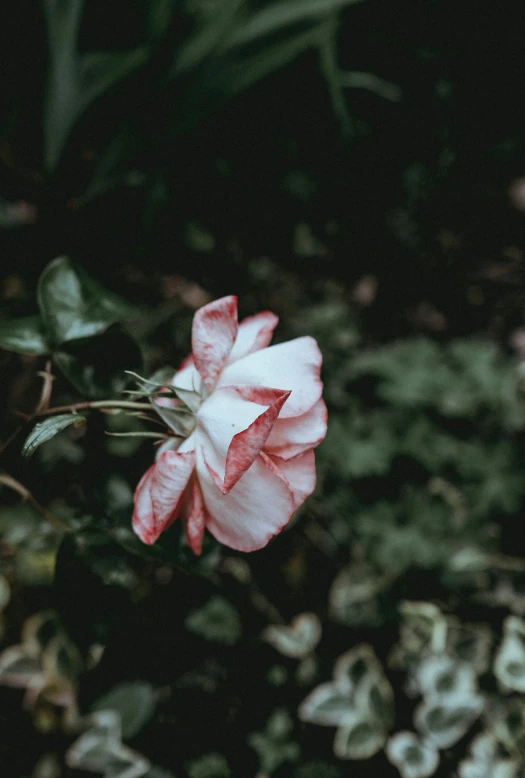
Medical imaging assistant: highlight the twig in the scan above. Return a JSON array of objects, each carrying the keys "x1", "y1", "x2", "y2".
[
  {"x1": 34, "y1": 359, "x2": 55, "y2": 414},
  {"x1": 0, "y1": 473, "x2": 71, "y2": 531},
  {"x1": 0, "y1": 425, "x2": 23, "y2": 456},
  {"x1": 1, "y1": 400, "x2": 153, "y2": 455},
  {"x1": 35, "y1": 400, "x2": 152, "y2": 417}
]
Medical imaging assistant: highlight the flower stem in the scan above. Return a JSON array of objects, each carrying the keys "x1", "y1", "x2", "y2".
[
  {"x1": 0, "y1": 400, "x2": 154, "y2": 455},
  {"x1": 35, "y1": 400, "x2": 152, "y2": 417}
]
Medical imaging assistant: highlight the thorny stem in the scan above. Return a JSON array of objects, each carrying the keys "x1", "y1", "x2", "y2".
[{"x1": 0, "y1": 473, "x2": 71, "y2": 532}]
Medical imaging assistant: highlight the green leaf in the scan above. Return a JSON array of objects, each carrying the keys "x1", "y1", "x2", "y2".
[
  {"x1": 185, "y1": 596, "x2": 242, "y2": 645},
  {"x1": 298, "y1": 683, "x2": 354, "y2": 726},
  {"x1": 53, "y1": 327, "x2": 142, "y2": 399},
  {"x1": 91, "y1": 681, "x2": 157, "y2": 739},
  {"x1": 249, "y1": 709, "x2": 300, "y2": 774},
  {"x1": 333, "y1": 716, "x2": 387, "y2": 760},
  {"x1": 65, "y1": 709, "x2": 150, "y2": 776},
  {"x1": 0, "y1": 316, "x2": 50, "y2": 355},
  {"x1": 262, "y1": 613, "x2": 322, "y2": 659},
  {"x1": 37, "y1": 257, "x2": 135, "y2": 347},
  {"x1": 186, "y1": 753, "x2": 231, "y2": 778},
  {"x1": 0, "y1": 574, "x2": 10, "y2": 613},
  {"x1": 173, "y1": 0, "x2": 245, "y2": 76},
  {"x1": 459, "y1": 733, "x2": 519, "y2": 778},
  {"x1": 21, "y1": 413, "x2": 86, "y2": 457},
  {"x1": 414, "y1": 696, "x2": 484, "y2": 749},
  {"x1": 0, "y1": 504, "x2": 45, "y2": 546},
  {"x1": 80, "y1": 49, "x2": 149, "y2": 111},
  {"x1": 494, "y1": 616, "x2": 525, "y2": 693},
  {"x1": 386, "y1": 732, "x2": 439, "y2": 778},
  {"x1": 42, "y1": 1, "x2": 148, "y2": 171},
  {"x1": 415, "y1": 655, "x2": 477, "y2": 700},
  {"x1": 42, "y1": 635, "x2": 83, "y2": 684},
  {"x1": 231, "y1": 0, "x2": 363, "y2": 48}
]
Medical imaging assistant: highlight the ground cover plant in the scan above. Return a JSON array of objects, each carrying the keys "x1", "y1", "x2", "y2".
[{"x1": 2, "y1": 2, "x2": 525, "y2": 777}]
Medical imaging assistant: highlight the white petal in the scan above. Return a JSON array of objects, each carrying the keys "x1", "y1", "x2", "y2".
[
  {"x1": 228, "y1": 311, "x2": 279, "y2": 363},
  {"x1": 267, "y1": 450, "x2": 316, "y2": 508},
  {"x1": 218, "y1": 336, "x2": 322, "y2": 418},
  {"x1": 196, "y1": 449, "x2": 295, "y2": 552},
  {"x1": 265, "y1": 398, "x2": 327, "y2": 459},
  {"x1": 196, "y1": 386, "x2": 288, "y2": 488},
  {"x1": 192, "y1": 295, "x2": 238, "y2": 390}
]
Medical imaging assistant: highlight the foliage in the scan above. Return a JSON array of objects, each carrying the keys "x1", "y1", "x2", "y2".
[
  {"x1": 3, "y1": 2, "x2": 525, "y2": 776},
  {"x1": 2, "y1": 256, "x2": 525, "y2": 775}
]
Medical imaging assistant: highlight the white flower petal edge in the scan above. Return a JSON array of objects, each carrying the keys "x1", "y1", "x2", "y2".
[
  {"x1": 265, "y1": 398, "x2": 328, "y2": 460},
  {"x1": 227, "y1": 311, "x2": 279, "y2": 363}
]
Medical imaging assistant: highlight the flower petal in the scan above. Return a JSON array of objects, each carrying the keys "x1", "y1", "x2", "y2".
[
  {"x1": 171, "y1": 356, "x2": 203, "y2": 396},
  {"x1": 151, "y1": 450, "x2": 196, "y2": 521},
  {"x1": 218, "y1": 336, "x2": 322, "y2": 418},
  {"x1": 228, "y1": 311, "x2": 279, "y2": 363},
  {"x1": 192, "y1": 295, "x2": 238, "y2": 390},
  {"x1": 183, "y1": 477, "x2": 207, "y2": 555},
  {"x1": 265, "y1": 398, "x2": 328, "y2": 459},
  {"x1": 132, "y1": 450, "x2": 196, "y2": 545},
  {"x1": 267, "y1": 450, "x2": 316, "y2": 508},
  {"x1": 197, "y1": 448, "x2": 295, "y2": 552},
  {"x1": 224, "y1": 389, "x2": 290, "y2": 491},
  {"x1": 196, "y1": 386, "x2": 290, "y2": 493},
  {"x1": 132, "y1": 465, "x2": 155, "y2": 543},
  {"x1": 155, "y1": 431, "x2": 196, "y2": 460}
]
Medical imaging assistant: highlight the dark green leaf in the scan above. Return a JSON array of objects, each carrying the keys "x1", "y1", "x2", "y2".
[
  {"x1": 91, "y1": 681, "x2": 157, "y2": 739},
  {"x1": 186, "y1": 753, "x2": 231, "y2": 778},
  {"x1": 37, "y1": 256, "x2": 135, "y2": 347},
  {"x1": 249, "y1": 709, "x2": 300, "y2": 773},
  {"x1": 42, "y1": 2, "x2": 148, "y2": 171},
  {"x1": 0, "y1": 316, "x2": 50, "y2": 355},
  {"x1": 333, "y1": 717, "x2": 387, "y2": 760},
  {"x1": 22, "y1": 414, "x2": 86, "y2": 458},
  {"x1": 185, "y1": 596, "x2": 242, "y2": 645}
]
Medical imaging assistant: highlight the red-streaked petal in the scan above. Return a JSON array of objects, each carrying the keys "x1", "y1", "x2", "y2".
[
  {"x1": 184, "y1": 477, "x2": 207, "y2": 555},
  {"x1": 155, "y1": 431, "x2": 196, "y2": 460},
  {"x1": 196, "y1": 385, "x2": 289, "y2": 493},
  {"x1": 218, "y1": 336, "x2": 322, "y2": 418},
  {"x1": 228, "y1": 311, "x2": 279, "y2": 363},
  {"x1": 265, "y1": 398, "x2": 328, "y2": 460},
  {"x1": 233, "y1": 385, "x2": 289, "y2": 405},
  {"x1": 224, "y1": 389, "x2": 290, "y2": 492},
  {"x1": 192, "y1": 295, "x2": 238, "y2": 390},
  {"x1": 151, "y1": 450, "x2": 196, "y2": 521},
  {"x1": 197, "y1": 449, "x2": 295, "y2": 552},
  {"x1": 132, "y1": 450, "x2": 196, "y2": 545},
  {"x1": 132, "y1": 465, "x2": 155, "y2": 543},
  {"x1": 267, "y1": 450, "x2": 316, "y2": 508}
]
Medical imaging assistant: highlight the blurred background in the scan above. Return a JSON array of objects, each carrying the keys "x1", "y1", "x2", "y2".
[{"x1": 3, "y1": 2, "x2": 525, "y2": 777}]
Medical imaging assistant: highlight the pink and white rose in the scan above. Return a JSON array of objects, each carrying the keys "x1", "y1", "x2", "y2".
[{"x1": 132, "y1": 296, "x2": 327, "y2": 554}]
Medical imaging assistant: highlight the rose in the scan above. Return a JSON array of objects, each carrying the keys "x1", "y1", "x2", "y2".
[{"x1": 132, "y1": 296, "x2": 327, "y2": 553}]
